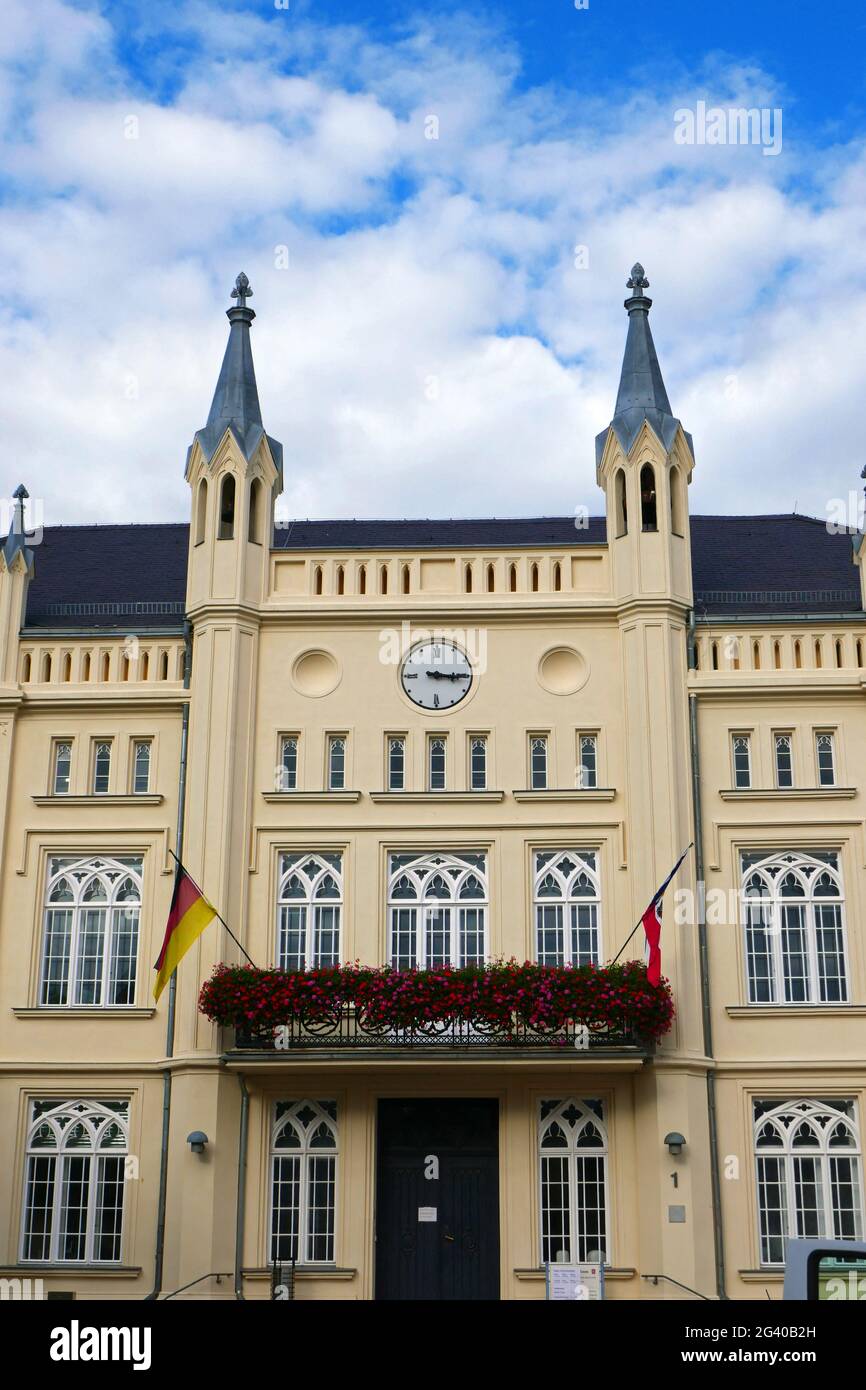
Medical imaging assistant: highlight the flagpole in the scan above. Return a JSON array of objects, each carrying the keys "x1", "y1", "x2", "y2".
[
  {"x1": 167, "y1": 848, "x2": 257, "y2": 967},
  {"x1": 609, "y1": 843, "x2": 694, "y2": 965}
]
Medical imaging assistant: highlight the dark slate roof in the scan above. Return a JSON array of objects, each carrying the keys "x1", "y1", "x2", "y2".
[
  {"x1": 24, "y1": 524, "x2": 189, "y2": 630},
  {"x1": 22, "y1": 514, "x2": 862, "y2": 630}
]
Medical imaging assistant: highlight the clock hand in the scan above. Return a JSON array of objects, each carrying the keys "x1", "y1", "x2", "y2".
[{"x1": 425, "y1": 670, "x2": 468, "y2": 680}]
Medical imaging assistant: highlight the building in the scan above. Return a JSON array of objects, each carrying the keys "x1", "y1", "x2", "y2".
[{"x1": 0, "y1": 264, "x2": 864, "y2": 1301}]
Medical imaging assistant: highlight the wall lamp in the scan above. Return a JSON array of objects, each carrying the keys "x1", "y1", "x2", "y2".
[
  {"x1": 187, "y1": 1131, "x2": 209, "y2": 1155},
  {"x1": 664, "y1": 1132, "x2": 687, "y2": 1157}
]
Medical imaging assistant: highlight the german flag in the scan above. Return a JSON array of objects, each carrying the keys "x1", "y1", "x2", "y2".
[{"x1": 153, "y1": 865, "x2": 217, "y2": 1001}]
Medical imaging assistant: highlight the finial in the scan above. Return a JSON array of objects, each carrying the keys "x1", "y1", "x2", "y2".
[
  {"x1": 627, "y1": 262, "x2": 649, "y2": 294},
  {"x1": 231, "y1": 272, "x2": 253, "y2": 309}
]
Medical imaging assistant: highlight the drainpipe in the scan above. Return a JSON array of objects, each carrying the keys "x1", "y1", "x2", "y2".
[
  {"x1": 687, "y1": 609, "x2": 727, "y2": 1299},
  {"x1": 234, "y1": 1075, "x2": 250, "y2": 1300},
  {"x1": 145, "y1": 620, "x2": 192, "y2": 1300}
]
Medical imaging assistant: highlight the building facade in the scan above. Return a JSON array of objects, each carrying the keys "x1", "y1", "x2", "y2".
[{"x1": 0, "y1": 266, "x2": 864, "y2": 1300}]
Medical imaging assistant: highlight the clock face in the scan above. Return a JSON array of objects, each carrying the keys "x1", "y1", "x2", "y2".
[{"x1": 400, "y1": 641, "x2": 473, "y2": 710}]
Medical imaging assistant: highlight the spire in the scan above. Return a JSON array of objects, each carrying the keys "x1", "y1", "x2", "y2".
[
  {"x1": 596, "y1": 263, "x2": 693, "y2": 464},
  {"x1": 191, "y1": 273, "x2": 283, "y2": 478},
  {"x1": 3, "y1": 484, "x2": 34, "y2": 571}
]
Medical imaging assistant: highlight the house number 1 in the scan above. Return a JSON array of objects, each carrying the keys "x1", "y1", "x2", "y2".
[{"x1": 424, "y1": 1155, "x2": 439, "y2": 1180}]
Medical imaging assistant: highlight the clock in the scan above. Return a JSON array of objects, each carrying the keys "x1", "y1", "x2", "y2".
[{"x1": 400, "y1": 641, "x2": 473, "y2": 710}]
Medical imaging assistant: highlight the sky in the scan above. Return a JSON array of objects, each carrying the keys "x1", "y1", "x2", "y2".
[{"x1": 2, "y1": 0, "x2": 866, "y2": 529}]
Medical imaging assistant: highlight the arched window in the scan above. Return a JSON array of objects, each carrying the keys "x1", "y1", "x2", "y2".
[
  {"x1": 120, "y1": 654, "x2": 129, "y2": 682},
  {"x1": 835, "y1": 638, "x2": 843, "y2": 669},
  {"x1": 814, "y1": 638, "x2": 823, "y2": 668},
  {"x1": 380, "y1": 565, "x2": 389, "y2": 596},
  {"x1": 486, "y1": 563, "x2": 495, "y2": 593},
  {"x1": 21, "y1": 652, "x2": 31, "y2": 682},
  {"x1": 753, "y1": 1098, "x2": 862, "y2": 1265},
  {"x1": 387, "y1": 851, "x2": 488, "y2": 969},
  {"x1": 41, "y1": 651, "x2": 52, "y2": 682},
  {"x1": 640, "y1": 463, "x2": 657, "y2": 530},
  {"x1": 533, "y1": 850, "x2": 601, "y2": 966},
  {"x1": 509, "y1": 563, "x2": 517, "y2": 593},
  {"x1": 101, "y1": 651, "x2": 110, "y2": 682},
  {"x1": 741, "y1": 850, "x2": 847, "y2": 1005},
  {"x1": 531, "y1": 562, "x2": 539, "y2": 592},
  {"x1": 314, "y1": 565, "x2": 323, "y2": 596},
  {"x1": 22, "y1": 1097, "x2": 130, "y2": 1263},
  {"x1": 358, "y1": 565, "x2": 367, "y2": 596},
  {"x1": 270, "y1": 1100, "x2": 338, "y2": 1265},
  {"x1": 276, "y1": 853, "x2": 343, "y2": 970},
  {"x1": 857, "y1": 638, "x2": 864, "y2": 668},
  {"x1": 464, "y1": 563, "x2": 473, "y2": 594},
  {"x1": 539, "y1": 1098, "x2": 609, "y2": 1265},
  {"x1": 553, "y1": 561, "x2": 562, "y2": 592},
  {"x1": 218, "y1": 474, "x2": 236, "y2": 540},
  {"x1": 794, "y1": 639, "x2": 802, "y2": 669},
  {"x1": 195, "y1": 478, "x2": 208, "y2": 545},
  {"x1": 248, "y1": 478, "x2": 262, "y2": 543},
  {"x1": 140, "y1": 650, "x2": 149, "y2": 680},
  {"x1": 711, "y1": 641, "x2": 719, "y2": 671},
  {"x1": 402, "y1": 564, "x2": 410, "y2": 595},
  {"x1": 774, "y1": 640, "x2": 782, "y2": 670},
  {"x1": 40, "y1": 854, "x2": 143, "y2": 1007},
  {"x1": 752, "y1": 640, "x2": 761, "y2": 670},
  {"x1": 614, "y1": 469, "x2": 627, "y2": 537},
  {"x1": 670, "y1": 464, "x2": 684, "y2": 535},
  {"x1": 336, "y1": 565, "x2": 345, "y2": 596},
  {"x1": 62, "y1": 653, "x2": 72, "y2": 683}
]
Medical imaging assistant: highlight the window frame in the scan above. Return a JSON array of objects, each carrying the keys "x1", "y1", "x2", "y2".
[
  {"x1": 130, "y1": 739, "x2": 151, "y2": 795},
  {"x1": 279, "y1": 735, "x2": 299, "y2": 792},
  {"x1": 275, "y1": 853, "x2": 343, "y2": 970},
  {"x1": 39, "y1": 855, "x2": 143, "y2": 1008},
  {"x1": 91, "y1": 740, "x2": 112, "y2": 796},
  {"x1": 753, "y1": 1097, "x2": 863, "y2": 1267},
  {"x1": 732, "y1": 732, "x2": 752, "y2": 789},
  {"x1": 815, "y1": 732, "x2": 836, "y2": 787},
  {"x1": 577, "y1": 733, "x2": 598, "y2": 790},
  {"x1": 469, "y1": 735, "x2": 488, "y2": 791},
  {"x1": 52, "y1": 740, "x2": 73, "y2": 796},
  {"x1": 387, "y1": 851, "x2": 488, "y2": 969},
  {"x1": 529, "y1": 734, "x2": 549, "y2": 790},
  {"x1": 740, "y1": 850, "x2": 849, "y2": 1006},
  {"x1": 427, "y1": 735, "x2": 447, "y2": 792},
  {"x1": 774, "y1": 732, "x2": 794, "y2": 789},
  {"x1": 538, "y1": 1098, "x2": 610, "y2": 1266},
  {"x1": 20, "y1": 1098, "x2": 130, "y2": 1265},
  {"x1": 533, "y1": 850, "x2": 602, "y2": 967},
  {"x1": 327, "y1": 735, "x2": 346, "y2": 791},
  {"x1": 269, "y1": 1100, "x2": 338, "y2": 1267},
  {"x1": 387, "y1": 735, "x2": 406, "y2": 792}
]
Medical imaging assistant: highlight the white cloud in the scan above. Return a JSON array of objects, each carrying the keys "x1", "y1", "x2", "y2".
[{"x1": 0, "y1": 1, "x2": 864, "y2": 532}]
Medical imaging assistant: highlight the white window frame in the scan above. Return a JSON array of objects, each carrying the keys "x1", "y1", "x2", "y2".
[
  {"x1": 732, "y1": 733, "x2": 752, "y2": 789},
  {"x1": 92, "y1": 740, "x2": 112, "y2": 795},
  {"x1": 815, "y1": 732, "x2": 836, "y2": 787},
  {"x1": 533, "y1": 850, "x2": 602, "y2": 966},
  {"x1": 131, "y1": 740, "x2": 151, "y2": 795},
  {"x1": 279, "y1": 735, "x2": 299, "y2": 791},
  {"x1": 276, "y1": 853, "x2": 343, "y2": 970},
  {"x1": 530, "y1": 735, "x2": 549, "y2": 790},
  {"x1": 53, "y1": 741, "x2": 72, "y2": 796},
  {"x1": 20, "y1": 1098, "x2": 129, "y2": 1264},
  {"x1": 387, "y1": 851, "x2": 488, "y2": 969},
  {"x1": 753, "y1": 1098, "x2": 863, "y2": 1267},
  {"x1": 427, "y1": 736, "x2": 447, "y2": 791},
  {"x1": 774, "y1": 732, "x2": 794, "y2": 788},
  {"x1": 741, "y1": 851, "x2": 848, "y2": 1005},
  {"x1": 469, "y1": 735, "x2": 488, "y2": 790},
  {"x1": 269, "y1": 1100, "x2": 338, "y2": 1266},
  {"x1": 327, "y1": 736, "x2": 346, "y2": 791},
  {"x1": 577, "y1": 734, "x2": 598, "y2": 789},
  {"x1": 387, "y1": 736, "x2": 406, "y2": 791},
  {"x1": 40, "y1": 855, "x2": 143, "y2": 1008},
  {"x1": 538, "y1": 1098, "x2": 610, "y2": 1266}
]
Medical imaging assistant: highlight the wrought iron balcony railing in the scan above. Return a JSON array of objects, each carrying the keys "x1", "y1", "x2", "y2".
[{"x1": 229, "y1": 1009, "x2": 651, "y2": 1057}]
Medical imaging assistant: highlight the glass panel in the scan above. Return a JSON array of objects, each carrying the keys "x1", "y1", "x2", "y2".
[
  {"x1": 107, "y1": 907, "x2": 139, "y2": 1005},
  {"x1": 459, "y1": 907, "x2": 485, "y2": 965},
  {"x1": 424, "y1": 907, "x2": 450, "y2": 967},
  {"x1": 570, "y1": 903, "x2": 599, "y2": 966},
  {"x1": 578, "y1": 736, "x2": 597, "y2": 789},
  {"x1": 132, "y1": 742, "x2": 150, "y2": 794},
  {"x1": 307, "y1": 1156, "x2": 336, "y2": 1262},
  {"x1": 73, "y1": 909, "x2": 106, "y2": 1005},
  {"x1": 58, "y1": 1155, "x2": 91, "y2": 1261},
  {"x1": 22, "y1": 1156, "x2": 55, "y2": 1261},
  {"x1": 531, "y1": 737, "x2": 548, "y2": 790},
  {"x1": 41, "y1": 909, "x2": 73, "y2": 1005},
  {"x1": 313, "y1": 906, "x2": 340, "y2": 967},
  {"x1": 328, "y1": 738, "x2": 345, "y2": 790},
  {"x1": 390, "y1": 908, "x2": 416, "y2": 970},
  {"x1": 93, "y1": 743, "x2": 111, "y2": 795},
  {"x1": 93, "y1": 1155, "x2": 125, "y2": 1261},
  {"x1": 537, "y1": 904, "x2": 564, "y2": 966},
  {"x1": 470, "y1": 738, "x2": 487, "y2": 790},
  {"x1": 388, "y1": 738, "x2": 405, "y2": 791},
  {"x1": 278, "y1": 906, "x2": 307, "y2": 971},
  {"x1": 271, "y1": 1156, "x2": 300, "y2": 1263},
  {"x1": 540, "y1": 1156, "x2": 571, "y2": 1264},
  {"x1": 757, "y1": 1155, "x2": 787, "y2": 1264},
  {"x1": 280, "y1": 738, "x2": 298, "y2": 791}
]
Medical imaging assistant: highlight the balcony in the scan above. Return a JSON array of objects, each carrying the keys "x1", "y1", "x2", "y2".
[{"x1": 202, "y1": 961, "x2": 671, "y2": 1065}]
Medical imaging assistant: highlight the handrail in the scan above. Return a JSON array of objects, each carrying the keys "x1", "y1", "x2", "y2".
[
  {"x1": 641, "y1": 1273, "x2": 713, "y2": 1300},
  {"x1": 162, "y1": 1271, "x2": 232, "y2": 1300}
]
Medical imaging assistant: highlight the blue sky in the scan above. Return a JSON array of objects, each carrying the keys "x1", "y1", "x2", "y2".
[{"x1": 1, "y1": 0, "x2": 866, "y2": 526}]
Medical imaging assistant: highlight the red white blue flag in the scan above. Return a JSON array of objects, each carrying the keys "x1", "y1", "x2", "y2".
[{"x1": 642, "y1": 846, "x2": 692, "y2": 986}]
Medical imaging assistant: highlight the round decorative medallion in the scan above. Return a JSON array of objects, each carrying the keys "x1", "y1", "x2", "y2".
[
  {"x1": 537, "y1": 645, "x2": 588, "y2": 696},
  {"x1": 291, "y1": 649, "x2": 341, "y2": 697}
]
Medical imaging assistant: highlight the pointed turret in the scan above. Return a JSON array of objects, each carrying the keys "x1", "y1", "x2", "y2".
[
  {"x1": 596, "y1": 263, "x2": 693, "y2": 465},
  {"x1": 189, "y1": 272, "x2": 283, "y2": 481},
  {"x1": 3, "y1": 485, "x2": 34, "y2": 572}
]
